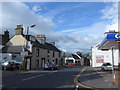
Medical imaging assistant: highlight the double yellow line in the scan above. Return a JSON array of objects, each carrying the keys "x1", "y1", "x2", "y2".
[{"x1": 74, "y1": 67, "x2": 98, "y2": 90}]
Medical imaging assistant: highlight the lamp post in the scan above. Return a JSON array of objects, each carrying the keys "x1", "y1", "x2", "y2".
[
  {"x1": 23, "y1": 24, "x2": 36, "y2": 70},
  {"x1": 26, "y1": 25, "x2": 36, "y2": 48}
]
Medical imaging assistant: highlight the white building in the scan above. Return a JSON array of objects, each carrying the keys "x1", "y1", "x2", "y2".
[
  {"x1": 92, "y1": 44, "x2": 118, "y2": 67},
  {"x1": 65, "y1": 54, "x2": 81, "y2": 66}
]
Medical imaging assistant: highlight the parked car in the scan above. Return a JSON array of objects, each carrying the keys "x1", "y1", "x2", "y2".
[
  {"x1": 101, "y1": 62, "x2": 112, "y2": 71},
  {"x1": 44, "y1": 62, "x2": 58, "y2": 70},
  {"x1": 2, "y1": 61, "x2": 16, "y2": 70},
  {"x1": 14, "y1": 62, "x2": 22, "y2": 69}
]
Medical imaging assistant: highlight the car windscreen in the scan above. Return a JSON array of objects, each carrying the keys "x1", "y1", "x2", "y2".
[{"x1": 106, "y1": 63, "x2": 111, "y2": 66}]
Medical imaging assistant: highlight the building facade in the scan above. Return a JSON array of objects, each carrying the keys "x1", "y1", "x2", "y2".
[
  {"x1": 92, "y1": 44, "x2": 118, "y2": 67},
  {"x1": 4, "y1": 25, "x2": 63, "y2": 70}
]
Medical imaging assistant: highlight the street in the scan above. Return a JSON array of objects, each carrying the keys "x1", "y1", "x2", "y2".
[
  {"x1": 2, "y1": 66, "x2": 85, "y2": 89},
  {"x1": 1, "y1": 66, "x2": 119, "y2": 89}
]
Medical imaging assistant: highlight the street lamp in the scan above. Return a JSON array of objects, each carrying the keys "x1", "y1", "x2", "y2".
[
  {"x1": 23, "y1": 24, "x2": 36, "y2": 70},
  {"x1": 26, "y1": 24, "x2": 36, "y2": 48}
]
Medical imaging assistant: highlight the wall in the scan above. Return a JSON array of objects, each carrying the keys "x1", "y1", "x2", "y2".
[
  {"x1": 6, "y1": 35, "x2": 26, "y2": 46},
  {"x1": 31, "y1": 46, "x2": 62, "y2": 69},
  {"x1": 92, "y1": 45, "x2": 119, "y2": 67}
]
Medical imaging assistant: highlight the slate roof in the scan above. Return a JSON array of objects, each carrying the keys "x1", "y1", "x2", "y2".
[
  {"x1": 23, "y1": 35, "x2": 61, "y2": 52},
  {"x1": 31, "y1": 40, "x2": 61, "y2": 52},
  {"x1": 0, "y1": 34, "x2": 61, "y2": 53},
  {"x1": 71, "y1": 54, "x2": 80, "y2": 59},
  {"x1": 0, "y1": 46, "x2": 31, "y2": 54}
]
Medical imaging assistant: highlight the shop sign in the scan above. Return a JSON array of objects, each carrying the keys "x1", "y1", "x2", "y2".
[
  {"x1": 96, "y1": 55, "x2": 104, "y2": 63},
  {"x1": 107, "y1": 34, "x2": 120, "y2": 39}
]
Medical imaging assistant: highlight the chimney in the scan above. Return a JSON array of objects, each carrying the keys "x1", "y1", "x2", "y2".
[
  {"x1": 36, "y1": 35, "x2": 46, "y2": 44},
  {"x1": 3, "y1": 30, "x2": 9, "y2": 44},
  {"x1": 4, "y1": 30, "x2": 9, "y2": 38},
  {"x1": 15, "y1": 25, "x2": 23, "y2": 35},
  {"x1": 50, "y1": 41, "x2": 55, "y2": 46}
]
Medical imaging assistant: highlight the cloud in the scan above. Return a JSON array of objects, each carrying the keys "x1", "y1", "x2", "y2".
[
  {"x1": 101, "y1": 2, "x2": 118, "y2": 32},
  {"x1": 1, "y1": 2, "x2": 118, "y2": 54},
  {"x1": 1, "y1": 2, "x2": 56, "y2": 35},
  {"x1": 32, "y1": 5, "x2": 42, "y2": 13},
  {"x1": 60, "y1": 21, "x2": 107, "y2": 38}
]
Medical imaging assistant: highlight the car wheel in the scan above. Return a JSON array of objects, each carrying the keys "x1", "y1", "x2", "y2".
[
  {"x1": 3, "y1": 67, "x2": 7, "y2": 70},
  {"x1": 51, "y1": 67, "x2": 54, "y2": 70}
]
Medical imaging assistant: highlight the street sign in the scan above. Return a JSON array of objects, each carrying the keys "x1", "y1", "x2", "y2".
[
  {"x1": 21, "y1": 51, "x2": 28, "y2": 57},
  {"x1": 26, "y1": 41, "x2": 31, "y2": 49}
]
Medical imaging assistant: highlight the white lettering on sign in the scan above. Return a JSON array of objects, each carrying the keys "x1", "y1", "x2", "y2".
[{"x1": 115, "y1": 34, "x2": 120, "y2": 39}]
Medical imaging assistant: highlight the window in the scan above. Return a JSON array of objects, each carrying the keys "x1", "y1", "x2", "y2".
[
  {"x1": 53, "y1": 52, "x2": 55, "y2": 57},
  {"x1": 12, "y1": 55, "x2": 16, "y2": 60},
  {"x1": 59, "y1": 52, "x2": 61, "y2": 57},
  {"x1": 55, "y1": 59, "x2": 58, "y2": 65},
  {"x1": 36, "y1": 49, "x2": 39, "y2": 57},
  {"x1": 48, "y1": 59, "x2": 49, "y2": 62},
  {"x1": 47, "y1": 51, "x2": 50, "y2": 57},
  {"x1": 4, "y1": 57, "x2": 7, "y2": 59}
]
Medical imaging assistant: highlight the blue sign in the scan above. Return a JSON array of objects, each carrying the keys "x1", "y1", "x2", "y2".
[
  {"x1": 118, "y1": 66, "x2": 120, "y2": 70},
  {"x1": 107, "y1": 34, "x2": 120, "y2": 39},
  {"x1": 27, "y1": 41, "x2": 31, "y2": 49}
]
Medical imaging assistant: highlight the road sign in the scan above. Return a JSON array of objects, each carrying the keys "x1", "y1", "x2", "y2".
[{"x1": 21, "y1": 51, "x2": 28, "y2": 57}]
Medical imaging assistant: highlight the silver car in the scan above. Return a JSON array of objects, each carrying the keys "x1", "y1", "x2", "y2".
[{"x1": 101, "y1": 62, "x2": 112, "y2": 71}]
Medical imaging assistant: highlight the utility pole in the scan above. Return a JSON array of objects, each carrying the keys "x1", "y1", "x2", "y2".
[{"x1": 23, "y1": 24, "x2": 36, "y2": 70}]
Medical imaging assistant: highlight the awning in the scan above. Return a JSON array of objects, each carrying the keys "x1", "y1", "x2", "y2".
[{"x1": 98, "y1": 34, "x2": 119, "y2": 50}]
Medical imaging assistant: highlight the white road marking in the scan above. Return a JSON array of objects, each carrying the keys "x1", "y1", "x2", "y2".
[{"x1": 22, "y1": 74, "x2": 44, "y2": 81}]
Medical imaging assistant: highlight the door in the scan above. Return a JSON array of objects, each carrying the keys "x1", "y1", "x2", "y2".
[
  {"x1": 26, "y1": 58, "x2": 30, "y2": 70},
  {"x1": 36, "y1": 59, "x2": 39, "y2": 69},
  {"x1": 41, "y1": 58, "x2": 45, "y2": 68}
]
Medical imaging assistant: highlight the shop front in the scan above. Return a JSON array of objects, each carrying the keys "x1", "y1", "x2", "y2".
[{"x1": 98, "y1": 33, "x2": 120, "y2": 87}]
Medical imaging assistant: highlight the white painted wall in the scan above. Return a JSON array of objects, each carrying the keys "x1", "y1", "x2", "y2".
[
  {"x1": 92, "y1": 45, "x2": 118, "y2": 67},
  {"x1": 65, "y1": 57, "x2": 75, "y2": 63}
]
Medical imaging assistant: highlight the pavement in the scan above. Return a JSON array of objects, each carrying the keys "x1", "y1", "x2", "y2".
[{"x1": 77, "y1": 66, "x2": 118, "y2": 89}]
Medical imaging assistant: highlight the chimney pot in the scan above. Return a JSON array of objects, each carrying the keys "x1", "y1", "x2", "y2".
[
  {"x1": 36, "y1": 34, "x2": 46, "y2": 44},
  {"x1": 15, "y1": 25, "x2": 23, "y2": 35},
  {"x1": 50, "y1": 41, "x2": 55, "y2": 46}
]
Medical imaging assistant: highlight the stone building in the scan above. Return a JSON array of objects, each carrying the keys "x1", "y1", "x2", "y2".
[{"x1": 3, "y1": 25, "x2": 63, "y2": 70}]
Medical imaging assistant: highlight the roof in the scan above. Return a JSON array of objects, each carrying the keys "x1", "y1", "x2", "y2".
[
  {"x1": 23, "y1": 34, "x2": 61, "y2": 52},
  {"x1": 98, "y1": 34, "x2": 119, "y2": 50},
  {"x1": 0, "y1": 46, "x2": 31, "y2": 54},
  {"x1": 32, "y1": 40, "x2": 61, "y2": 52},
  {"x1": 71, "y1": 54, "x2": 80, "y2": 59}
]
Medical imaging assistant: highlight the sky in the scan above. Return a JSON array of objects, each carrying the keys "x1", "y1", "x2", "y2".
[{"x1": 0, "y1": 1, "x2": 118, "y2": 54}]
